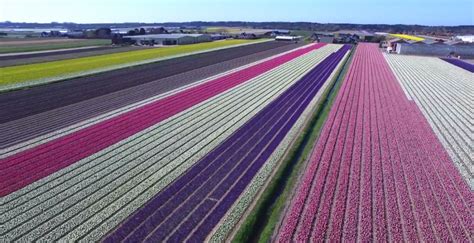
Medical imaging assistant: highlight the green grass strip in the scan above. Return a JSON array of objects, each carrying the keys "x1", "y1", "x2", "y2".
[
  {"x1": 231, "y1": 45, "x2": 355, "y2": 243},
  {"x1": 0, "y1": 39, "x2": 110, "y2": 54},
  {"x1": 0, "y1": 39, "x2": 258, "y2": 87}
]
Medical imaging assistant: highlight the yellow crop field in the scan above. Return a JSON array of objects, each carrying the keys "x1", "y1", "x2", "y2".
[{"x1": 389, "y1": 33, "x2": 425, "y2": 42}]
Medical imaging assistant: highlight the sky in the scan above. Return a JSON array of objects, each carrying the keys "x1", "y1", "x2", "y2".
[{"x1": 0, "y1": 0, "x2": 472, "y2": 26}]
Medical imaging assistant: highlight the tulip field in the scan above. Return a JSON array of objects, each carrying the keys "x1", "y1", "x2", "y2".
[
  {"x1": 0, "y1": 42, "x2": 350, "y2": 241},
  {"x1": 2, "y1": 38, "x2": 472, "y2": 242},
  {"x1": 0, "y1": 41, "x2": 299, "y2": 148},
  {"x1": 440, "y1": 57, "x2": 474, "y2": 72},
  {"x1": 276, "y1": 43, "x2": 472, "y2": 242},
  {"x1": 102, "y1": 44, "x2": 351, "y2": 243},
  {"x1": 385, "y1": 54, "x2": 474, "y2": 188},
  {"x1": 0, "y1": 39, "x2": 262, "y2": 91}
]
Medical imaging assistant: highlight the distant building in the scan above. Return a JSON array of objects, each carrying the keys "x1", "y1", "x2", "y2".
[
  {"x1": 235, "y1": 29, "x2": 272, "y2": 39},
  {"x1": 455, "y1": 35, "x2": 474, "y2": 43},
  {"x1": 394, "y1": 42, "x2": 474, "y2": 58},
  {"x1": 334, "y1": 30, "x2": 375, "y2": 42},
  {"x1": 210, "y1": 34, "x2": 227, "y2": 40},
  {"x1": 123, "y1": 33, "x2": 212, "y2": 45},
  {"x1": 111, "y1": 28, "x2": 134, "y2": 35},
  {"x1": 238, "y1": 33, "x2": 258, "y2": 39},
  {"x1": 312, "y1": 32, "x2": 335, "y2": 43},
  {"x1": 66, "y1": 30, "x2": 85, "y2": 38},
  {"x1": 271, "y1": 29, "x2": 291, "y2": 36},
  {"x1": 333, "y1": 34, "x2": 359, "y2": 44},
  {"x1": 275, "y1": 35, "x2": 301, "y2": 42},
  {"x1": 382, "y1": 38, "x2": 409, "y2": 50}
]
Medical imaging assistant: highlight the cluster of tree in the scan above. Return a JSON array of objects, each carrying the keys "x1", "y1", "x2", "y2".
[
  {"x1": 126, "y1": 28, "x2": 146, "y2": 35},
  {"x1": 93, "y1": 27, "x2": 112, "y2": 38},
  {"x1": 40, "y1": 30, "x2": 64, "y2": 37},
  {"x1": 1, "y1": 21, "x2": 473, "y2": 35},
  {"x1": 64, "y1": 27, "x2": 112, "y2": 39},
  {"x1": 125, "y1": 27, "x2": 167, "y2": 35}
]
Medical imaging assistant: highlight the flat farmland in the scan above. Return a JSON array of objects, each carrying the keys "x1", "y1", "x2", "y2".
[
  {"x1": 0, "y1": 38, "x2": 110, "y2": 54},
  {"x1": 103, "y1": 45, "x2": 350, "y2": 242},
  {"x1": 0, "y1": 46, "x2": 144, "y2": 67},
  {"x1": 277, "y1": 43, "x2": 472, "y2": 242},
  {"x1": 0, "y1": 43, "x2": 351, "y2": 241},
  {"x1": 0, "y1": 40, "x2": 291, "y2": 124},
  {"x1": 0, "y1": 46, "x2": 110, "y2": 60},
  {"x1": 0, "y1": 39, "x2": 261, "y2": 90},
  {"x1": 0, "y1": 43, "x2": 323, "y2": 195},
  {"x1": 2, "y1": 36, "x2": 471, "y2": 243},
  {"x1": 0, "y1": 42, "x2": 301, "y2": 149}
]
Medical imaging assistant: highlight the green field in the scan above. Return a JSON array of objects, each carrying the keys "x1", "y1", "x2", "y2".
[
  {"x1": 290, "y1": 30, "x2": 314, "y2": 37},
  {"x1": 0, "y1": 39, "x2": 259, "y2": 88},
  {"x1": 0, "y1": 39, "x2": 111, "y2": 54}
]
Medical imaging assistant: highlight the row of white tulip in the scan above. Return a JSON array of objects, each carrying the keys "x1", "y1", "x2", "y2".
[{"x1": 385, "y1": 54, "x2": 473, "y2": 188}]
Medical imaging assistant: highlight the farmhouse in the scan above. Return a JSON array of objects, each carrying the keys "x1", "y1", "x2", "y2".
[{"x1": 123, "y1": 33, "x2": 212, "y2": 45}]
